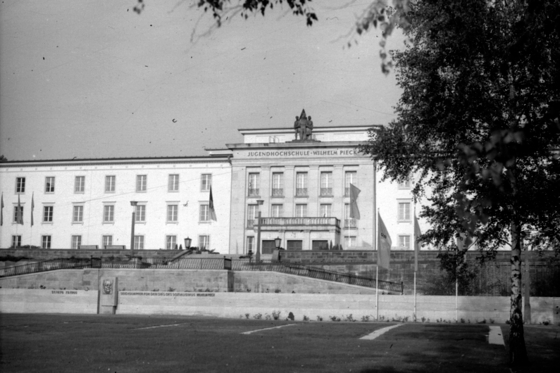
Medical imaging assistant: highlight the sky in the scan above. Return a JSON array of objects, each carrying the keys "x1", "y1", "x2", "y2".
[{"x1": 0, "y1": 0, "x2": 404, "y2": 161}]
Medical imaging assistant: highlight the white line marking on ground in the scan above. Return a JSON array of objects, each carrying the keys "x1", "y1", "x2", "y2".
[
  {"x1": 242, "y1": 324, "x2": 297, "y2": 335},
  {"x1": 136, "y1": 323, "x2": 184, "y2": 330},
  {"x1": 360, "y1": 324, "x2": 404, "y2": 340},
  {"x1": 488, "y1": 326, "x2": 505, "y2": 345}
]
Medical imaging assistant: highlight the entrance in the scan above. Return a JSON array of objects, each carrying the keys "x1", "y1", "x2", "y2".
[
  {"x1": 312, "y1": 240, "x2": 329, "y2": 251},
  {"x1": 287, "y1": 240, "x2": 303, "y2": 251},
  {"x1": 262, "y1": 240, "x2": 276, "y2": 254}
]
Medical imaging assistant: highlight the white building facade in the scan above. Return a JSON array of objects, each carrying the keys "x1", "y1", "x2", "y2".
[{"x1": 0, "y1": 118, "x2": 423, "y2": 254}]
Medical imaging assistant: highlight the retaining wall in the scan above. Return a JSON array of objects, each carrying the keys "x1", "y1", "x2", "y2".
[{"x1": 0, "y1": 288, "x2": 98, "y2": 314}]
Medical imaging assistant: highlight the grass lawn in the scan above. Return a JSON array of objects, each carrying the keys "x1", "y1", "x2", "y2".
[{"x1": 0, "y1": 313, "x2": 558, "y2": 372}]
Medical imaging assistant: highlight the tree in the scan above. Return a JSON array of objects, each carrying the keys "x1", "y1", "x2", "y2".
[{"x1": 359, "y1": 0, "x2": 560, "y2": 367}]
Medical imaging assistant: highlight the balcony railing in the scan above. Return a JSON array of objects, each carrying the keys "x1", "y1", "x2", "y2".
[
  {"x1": 295, "y1": 188, "x2": 308, "y2": 197},
  {"x1": 248, "y1": 188, "x2": 259, "y2": 197},
  {"x1": 271, "y1": 188, "x2": 283, "y2": 197},
  {"x1": 320, "y1": 187, "x2": 333, "y2": 196},
  {"x1": 259, "y1": 217, "x2": 340, "y2": 229},
  {"x1": 344, "y1": 218, "x2": 357, "y2": 228}
]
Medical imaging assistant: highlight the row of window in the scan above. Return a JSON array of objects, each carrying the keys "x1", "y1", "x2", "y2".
[
  {"x1": 12, "y1": 203, "x2": 213, "y2": 224},
  {"x1": 247, "y1": 171, "x2": 410, "y2": 197},
  {"x1": 10, "y1": 235, "x2": 211, "y2": 250},
  {"x1": 245, "y1": 201, "x2": 412, "y2": 227},
  {"x1": 243, "y1": 235, "x2": 413, "y2": 253},
  {"x1": 12, "y1": 174, "x2": 213, "y2": 194}
]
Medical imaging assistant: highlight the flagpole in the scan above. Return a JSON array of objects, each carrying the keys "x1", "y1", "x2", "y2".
[{"x1": 376, "y1": 207, "x2": 380, "y2": 321}]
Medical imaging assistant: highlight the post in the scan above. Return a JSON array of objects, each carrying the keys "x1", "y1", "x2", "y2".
[
  {"x1": 255, "y1": 211, "x2": 262, "y2": 263},
  {"x1": 375, "y1": 265, "x2": 379, "y2": 320},
  {"x1": 130, "y1": 201, "x2": 138, "y2": 256},
  {"x1": 413, "y1": 271, "x2": 417, "y2": 320}
]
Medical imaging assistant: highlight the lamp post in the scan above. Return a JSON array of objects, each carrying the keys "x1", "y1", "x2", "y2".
[
  {"x1": 130, "y1": 201, "x2": 138, "y2": 255},
  {"x1": 255, "y1": 200, "x2": 264, "y2": 263},
  {"x1": 275, "y1": 236, "x2": 282, "y2": 250},
  {"x1": 184, "y1": 237, "x2": 192, "y2": 251}
]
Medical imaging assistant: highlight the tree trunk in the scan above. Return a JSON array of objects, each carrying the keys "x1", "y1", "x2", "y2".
[{"x1": 509, "y1": 221, "x2": 528, "y2": 366}]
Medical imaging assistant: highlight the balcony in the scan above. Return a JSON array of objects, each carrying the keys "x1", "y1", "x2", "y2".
[
  {"x1": 257, "y1": 217, "x2": 341, "y2": 233},
  {"x1": 248, "y1": 188, "x2": 260, "y2": 197},
  {"x1": 320, "y1": 188, "x2": 333, "y2": 197},
  {"x1": 271, "y1": 188, "x2": 284, "y2": 197},
  {"x1": 295, "y1": 188, "x2": 308, "y2": 197}
]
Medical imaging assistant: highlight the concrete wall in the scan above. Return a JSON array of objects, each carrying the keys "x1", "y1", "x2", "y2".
[
  {"x1": 0, "y1": 268, "x2": 231, "y2": 293},
  {"x1": 116, "y1": 291, "x2": 560, "y2": 324},
  {"x1": 0, "y1": 288, "x2": 98, "y2": 314}
]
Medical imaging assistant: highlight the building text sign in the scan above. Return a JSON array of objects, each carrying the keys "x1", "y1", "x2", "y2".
[{"x1": 244, "y1": 148, "x2": 361, "y2": 158}]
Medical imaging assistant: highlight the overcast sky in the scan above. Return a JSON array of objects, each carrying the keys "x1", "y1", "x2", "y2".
[{"x1": 0, "y1": 0, "x2": 403, "y2": 161}]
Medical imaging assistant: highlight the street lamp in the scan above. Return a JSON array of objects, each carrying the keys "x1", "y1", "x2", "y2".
[
  {"x1": 255, "y1": 200, "x2": 264, "y2": 263},
  {"x1": 184, "y1": 237, "x2": 192, "y2": 251},
  {"x1": 275, "y1": 236, "x2": 282, "y2": 250},
  {"x1": 130, "y1": 201, "x2": 138, "y2": 255}
]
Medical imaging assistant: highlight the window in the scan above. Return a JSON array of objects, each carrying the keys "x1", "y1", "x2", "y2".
[
  {"x1": 345, "y1": 236, "x2": 357, "y2": 248},
  {"x1": 103, "y1": 205, "x2": 115, "y2": 223},
  {"x1": 201, "y1": 174, "x2": 212, "y2": 191},
  {"x1": 199, "y1": 235, "x2": 210, "y2": 250},
  {"x1": 13, "y1": 206, "x2": 24, "y2": 224},
  {"x1": 168, "y1": 174, "x2": 179, "y2": 192},
  {"x1": 199, "y1": 204, "x2": 209, "y2": 222},
  {"x1": 166, "y1": 235, "x2": 177, "y2": 250},
  {"x1": 398, "y1": 235, "x2": 411, "y2": 250},
  {"x1": 16, "y1": 177, "x2": 25, "y2": 193},
  {"x1": 248, "y1": 173, "x2": 260, "y2": 197},
  {"x1": 12, "y1": 235, "x2": 22, "y2": 248},
  {"x1": 42, "y1": 235, "x2": 52, "y2": 249},
  {"x1": 74, "y1": 176, "x2": 85, "y2": 193},
  {"x1": 73, "y1": 205, "x2": 84, "y2": 223},
  {"x1": 271, "y1": 204, "x2": 283, "y2": 218},
  {"x1": 320, "y1": 204, "x2": 332, "y2": 217},
  {"x1": 398, "y1": 202, "x2": 411, "y2": 221},
  {"x1": 102, "y1": 235, "x2": 113, "y2": 248},
  {"x1": 320, "y1": 172, "x2": 333, "y2": 196},
  {"x1": 295, "y1": 204, "x2": 307, "y2": 218},
  {"x1": 74, "y1": 176, "x2": 86, "y2": 193},
  {"x1": 43, "y1": 206, "x2": 54, "y2": 223},
  {"x1": 272, "y1": 172, "x2": 284, "y2": 197},
  {"x1": 71, "y1": 235, "x2": 82, "y2": 249},
  {"x1": 136, "y1": 175, "x2": 147, "y2": 192},
  {"x1": 134, "y1": 235, "x2": 144, "y2": 250},
  {"x1": 246, "y1": 236, "x2": 254, "y2": 254},
  {"x1": 344, "y1": 203, "x2": 357, "y2": 228},
  {"x1": 398, "y1": 178, "x2": 412, "y2": 189},
  {"x1": 135, "y1": 204, "x2": 146, "y2": 222},
  {"x1": 105, "y1": 175, "x2": 116, "y2": 193},
  {"x1": 167, "y1": 204, "x2": 178, "y2": 223},
  {"x1": 345, "y1": 171, "x2": 357, "y2": 196},
  {"x1": 296, "y1": 172, "x2": 308, "y2": 197},
  {"x1": 247, "y1": 204, "x2": 258, "y2": 228},
  {"x1": 45, "y1": 177, "x2": 55, "y2": 193}
]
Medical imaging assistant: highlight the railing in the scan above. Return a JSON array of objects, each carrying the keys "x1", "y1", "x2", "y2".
[
  {"x1": 149, "y1": 258, "x2": 229, "y2": 270},
  {"x1": 320, "y1": 187, "x2": 333, "y2": 196},
  {"x1": 0, "y1": 258, "x2": 93, "y2": 278},
  {"x1": 248, "y1": 188, "x2": 259, "y2": 197},
  {"x1": 344, "y1": 219, "x2": 357, "y2": 228},
  {"x1": 238, "y1": 262, "x2": 403, "y2": 294},
  {"x1": 260, "y1": 217, "x2": 340, "y2": 228},
  {"x1": 271, "y1": 188, "x2": 283, "y2": 197},
  {"x1": 295, "y1": 188, "x2": 308, "y2": 197}
]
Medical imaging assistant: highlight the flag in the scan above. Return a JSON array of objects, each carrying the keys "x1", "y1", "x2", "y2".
[
  {"x1": 414, "y1": 214, "x2": 422, "y2": 272},
  {"x1": 378, "y1": 212, "x2": 391, "y2": 269},
  {"x1": 209, "y1": 186, "x2": 217, "y2": 221},
  {"x1": 31, "y1": 193, "x2": 35, "y2": 226},
  {"x1": 349, "y1": 183, "x2": 361, "y2": 219},
  {"x1": 17, "y1": 193, "x2": 23, "y2": 224},
  {"x1": 0, "y1": 193, "x2": 3, "y2": 226}
]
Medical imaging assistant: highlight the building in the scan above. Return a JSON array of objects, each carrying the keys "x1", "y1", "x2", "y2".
[{"x1": 0, "y1": 111, "x2": 422, "y2": 255}]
